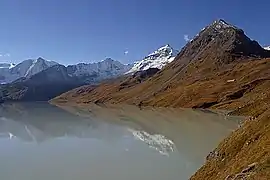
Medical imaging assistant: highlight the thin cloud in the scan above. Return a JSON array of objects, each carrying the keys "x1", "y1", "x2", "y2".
[
  {"x1": 124, "y1": 50, "x2": 129, "y2": 55},
  {"x1": 184, "y1": 34, "x2": 190, "y2": 42},
  {"x1": 5, "y1": 53, "x2": 10, "y2": 57}
]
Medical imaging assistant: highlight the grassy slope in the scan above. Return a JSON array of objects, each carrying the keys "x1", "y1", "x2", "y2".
[
  {"x1": 52, "y1": 58, "x2": 270, "y2": 179},
  {"x1": 191, "y1": 110, "x2": 270, "y2": 180}
]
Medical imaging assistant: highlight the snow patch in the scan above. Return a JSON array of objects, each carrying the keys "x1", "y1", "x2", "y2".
[
  {"x1": 264, "y1": 46, "x2": 270, "y2": 51},
  {"x1": 127, "y1": 44, "x2": 178, "y2": 74},
  {"x1": 25, "y1": 59, "x2": 38, "y2": 76},
  {"x1": 209, "y1": 19, "x2": 238, "y2": 33},
  {"x1": 0, "y1": 58, "x2": 58, "y2": 83}
]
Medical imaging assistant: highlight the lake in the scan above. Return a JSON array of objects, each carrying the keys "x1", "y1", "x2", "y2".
[{"x1": 0, "y1": 102, "x2": 242, "y2": 180}]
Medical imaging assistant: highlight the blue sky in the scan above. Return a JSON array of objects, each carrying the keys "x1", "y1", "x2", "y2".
[{"x1": 0, "y1": 0, "x2": 270, "y2": 65}]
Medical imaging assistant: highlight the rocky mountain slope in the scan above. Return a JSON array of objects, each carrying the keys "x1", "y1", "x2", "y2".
[
  {"x1": 0, "y1": 65, "x2": 86, "y2": 101},
  {"x1": 52, "y1": 19, "x2": 270, "y2": 179},
  {"x1": 53, "y1": 19, "x2": 270, "y2": 107},
  {"x1": 0, "y1": 63, "x2": 15, "y2": 84},
  {"x1": 0, "y1": 57, "x2": 58, "y2": 84},
  {"x1": 126, "y1": 44, "x2": 178, "y2": 74}
]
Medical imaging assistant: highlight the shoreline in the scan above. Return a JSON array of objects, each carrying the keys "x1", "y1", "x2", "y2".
[{"x1": 51, "y1": 100, "x2": 269, "y2": 179}]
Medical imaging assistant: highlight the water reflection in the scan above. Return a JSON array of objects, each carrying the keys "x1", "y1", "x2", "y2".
[
  {"x1": 0, "y1": 103, "x2": 126, "y2": 143},
  {"x1": 128, "y1": 129, "x2": 175, "y2": 156},
  {"x1": 55, "y1": 103, "x2": 241, "y2": 159},
  {"x1": 0, "y1": 102, "x2": 178, "y2": 156},
  {"x1": 0, "y1": 102, "x2": 242, "y2": 180}
]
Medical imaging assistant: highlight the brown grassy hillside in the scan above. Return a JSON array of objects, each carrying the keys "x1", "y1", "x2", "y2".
[{"x1": 51, "y1": 19, "x2": 270, "y2": 179}]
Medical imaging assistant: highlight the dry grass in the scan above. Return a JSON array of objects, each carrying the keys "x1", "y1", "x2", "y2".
[
  {"x1": 190, "y1": 110, "x2": 270, "y2": 180},
  {"x1": 51, "y1": 58, "x2": 270, "y2": 180}
]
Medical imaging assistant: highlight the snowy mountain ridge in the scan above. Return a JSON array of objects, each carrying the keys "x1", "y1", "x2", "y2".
[
  {"x1": 0, "y1": 57, "x2": 58, "y2": 84},
  {"x1": 67, "y1": 58, "x2": 132, "y2": 79},
  {"x1": 0, "y1": 44, "x2": 178, "y2": 84},
  {"x1": 264, "y1": 46, "x2": 270, "y2": 51},
  {"x1": 0, "y1": 57, "x2": 131, "y2": 84},
  {"x1": 127, "y1": 44, "x2": 178, "y2": 74}
]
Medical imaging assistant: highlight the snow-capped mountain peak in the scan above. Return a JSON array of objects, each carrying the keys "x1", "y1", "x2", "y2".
[
  {"x1": 210, "y1": 19, "x2": 238, "y2": 31},
  {"x1": 146, "y1": 44, "x2": 178, "y2": 58},
  {"x1": 0, "y1": 58, "x2": 58, "y2": 84},
  {"x1": 264, "y1": 46, "x2": 270, "y2": 51},
  {"x1": 14, "y1": 57, "x2": 58, "y2": 77},
  {"x1": 0, "y1": 57, "x2": 131, "y2": 84},
  {"x1": 189, "y1": 19, "x2": 240, "y2": 43},
  {"x1": 127, "y1": 44, "x2": 178, "y2": 74},
  {"x1": 67, "y1": 58, "x2": 132, "y2": 82}
]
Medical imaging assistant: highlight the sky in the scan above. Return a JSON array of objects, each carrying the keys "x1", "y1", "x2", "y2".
[{"x1": 0, "y1": 0, "x2": 270, "y2": 65}]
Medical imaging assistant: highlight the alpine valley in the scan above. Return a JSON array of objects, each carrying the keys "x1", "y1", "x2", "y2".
[
  {"x1": 52, "y1": 19, "x2": 270, "y2": 180},
  {"x1": 1, "y1": 19, "x2": 270, "y2": 179}
]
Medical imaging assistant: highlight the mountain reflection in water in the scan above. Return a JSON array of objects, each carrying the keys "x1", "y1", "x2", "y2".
[{"x1": 0, "y1": 102, "x2": 242, "y2": 180}]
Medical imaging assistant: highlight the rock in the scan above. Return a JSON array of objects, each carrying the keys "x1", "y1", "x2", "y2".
[
  {"x1": 206, "y1": 150, "x2": 220, "y2": 161},
  {"x1": 227, "y1": 79, "x2": 236, "y2": 82},
  {"x1": 225, "y1": 175, "x2": 234, "y2": 180},
  {"x1": 241, "y1": 162, "x2": 257, "y2": 173}
]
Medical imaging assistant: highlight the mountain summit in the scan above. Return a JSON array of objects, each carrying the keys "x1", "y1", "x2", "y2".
[
  {"x1": 53, "y1": 19, "x2": 270, "y2": 107},
  {"x1": 66, "y1": 58, "x2": 132, "y2": 83},
  {"x1": 0, "y1": 58, "x2": 58, "y2": 84},
  {"x1": 127, "y1": 44, "x2": 178, "y2": 74},
  {"x1": 175, "y1": 19, "x2": 270, "y2": 70}
]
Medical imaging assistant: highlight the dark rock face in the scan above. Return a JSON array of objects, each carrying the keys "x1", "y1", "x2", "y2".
[
  {"x1": 118, "y1": 68, "x2": 160, "y2": 90},
  {"x1": 173, "y1": 19, "x2": 270, "y2": 70},
  {"x1": 132, "y1": 68, "x2": 160, "y2": 80},
  {"x1": 0, "y1": 75, "x2": 5, "y2": 80}
]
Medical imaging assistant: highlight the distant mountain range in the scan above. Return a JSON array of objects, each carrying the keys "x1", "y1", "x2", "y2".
[
  {"x1": 0, "y1": 57, "x2": 131, "y2": 84},
  {"x1": 0, "y1": 58, "x2": 132, "y2": 101},
  {"x1": 0, "y1": 45, "x2": 178, "y2": 102},
  {"x1": 0, "y1": 44, "x2": 179, "y2": 85}
]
